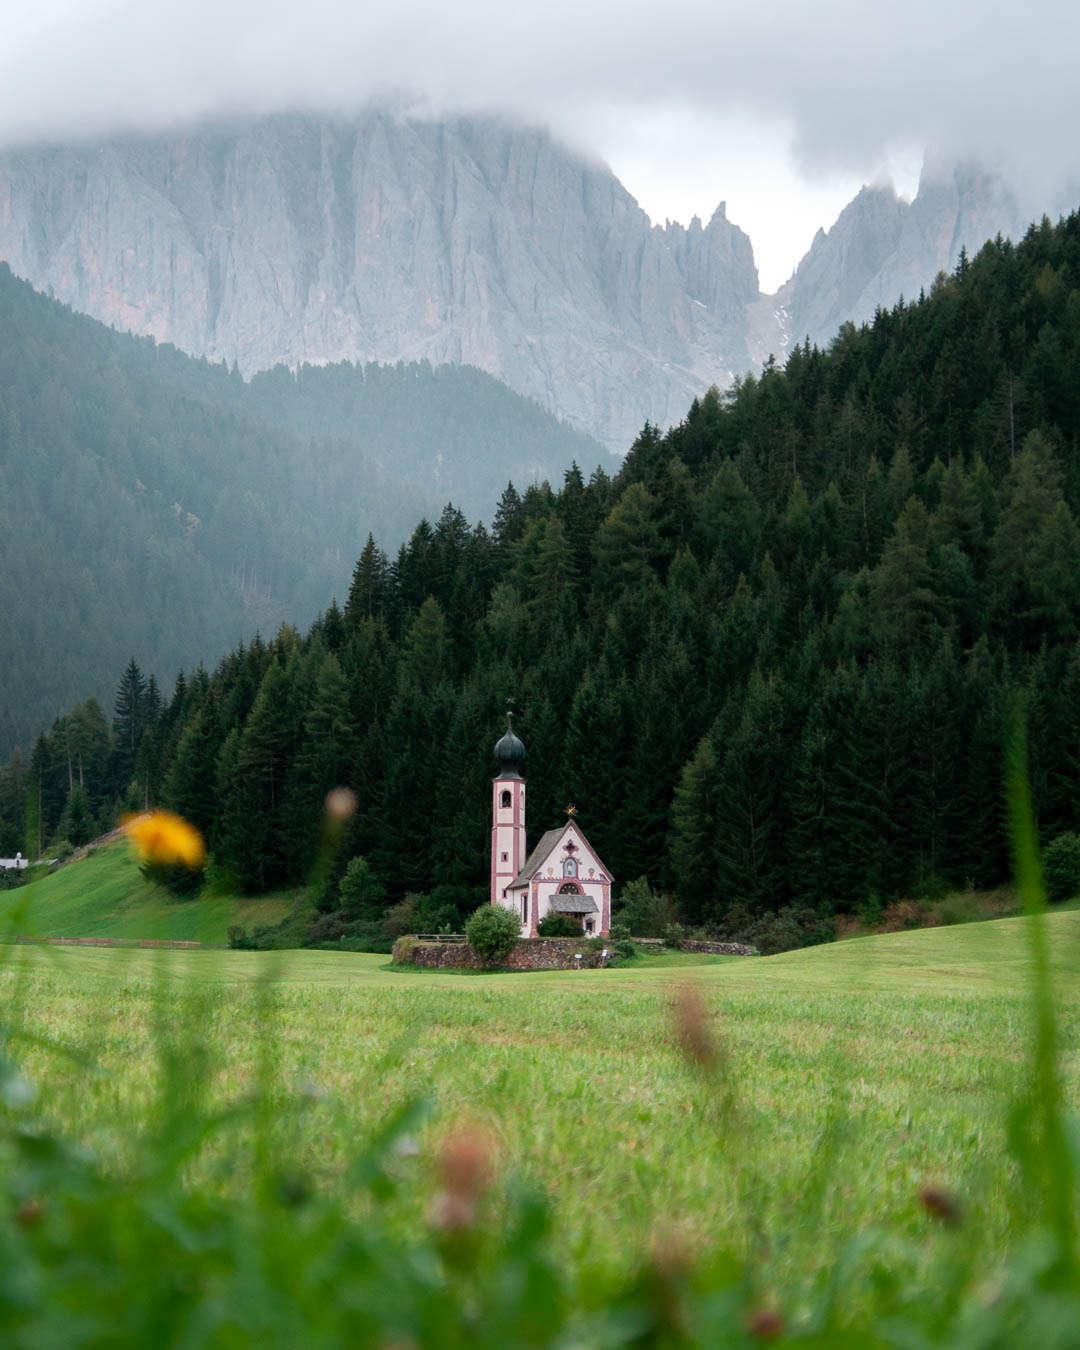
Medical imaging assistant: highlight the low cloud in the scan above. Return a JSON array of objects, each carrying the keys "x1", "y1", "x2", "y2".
[{"x1": 1, "y1": 0, "x2": 1076, "y2": 272}]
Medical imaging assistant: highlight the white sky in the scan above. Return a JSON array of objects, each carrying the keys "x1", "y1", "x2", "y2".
[
  {"x1": 596, "y1": 106, "x2": 923, "y2": 290},
  {"x1": 0, "y1": 0, "x2": 1075, "y2": 292}
]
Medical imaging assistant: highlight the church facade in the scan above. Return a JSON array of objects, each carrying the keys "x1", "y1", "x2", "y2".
[{"x1": 490, "y1": 716, "x2": 612, "y2": 937}]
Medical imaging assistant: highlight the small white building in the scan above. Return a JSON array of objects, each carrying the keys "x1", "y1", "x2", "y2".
[
  {"x1": 0, "y1": 853, "x2": 27, "y2": 871},
  {"x1": 489, "y1": 716, "x2": 612, "y2": 936}
]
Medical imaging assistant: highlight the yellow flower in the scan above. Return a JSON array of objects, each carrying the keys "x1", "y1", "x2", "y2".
[{"x1": 123, "y1": 810, "x2": 206, "y2": 870}]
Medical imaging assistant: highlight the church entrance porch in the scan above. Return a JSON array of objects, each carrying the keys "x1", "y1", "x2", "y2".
[{"x1": 551, "y1": 883, "x2": 598, "y2": 934}]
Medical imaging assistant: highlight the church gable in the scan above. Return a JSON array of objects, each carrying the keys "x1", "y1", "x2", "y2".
[{"x1": 508, "y1": 821, "x2": 610, "y2": 889}]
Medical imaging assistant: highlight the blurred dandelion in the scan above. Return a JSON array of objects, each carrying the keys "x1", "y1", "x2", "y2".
[
  {"x1": 745, "y1": 1308, "x2": 785, "y2": 1340},
  {"x1": 15, "y1": 1198, "x2": 44, "y2": 1229},
  {"x1": 430, "y1": 1125, "x2": 495, "y2": 1232},
  {"x1": 122, "y1": 810, "x2": 206, "y2": 870},
  {"x1": 919, "y1": 1185, "x2": 963, "y2": 1226},
  {"x1": 324, "y1": 787, "x2": 357, "y2": 821},
  {"x1": 672, "y1": 984, "x2": 720, "y2": 1071}
]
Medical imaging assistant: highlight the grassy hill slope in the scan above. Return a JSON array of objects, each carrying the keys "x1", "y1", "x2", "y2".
[{"x1": 3, "y1": 841, "x2": 294, "y2": 945}]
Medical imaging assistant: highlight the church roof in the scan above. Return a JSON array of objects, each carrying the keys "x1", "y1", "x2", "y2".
[
  {"x1": 506, "y1": 828, "x2": 564, "y2": 890},
  {"x1": 506, "y1": 822, "x2": 611, "y2": 890},
  {"x1": 551, "y1": 893, "x2": 598, "y2": 914}
]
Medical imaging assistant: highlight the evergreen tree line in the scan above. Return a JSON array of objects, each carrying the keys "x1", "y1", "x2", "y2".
[
  {"x1": 0, "y1": 264, "x2": 601, "y2": 758},
  {"x1": 5, "y1": 211, "x2": 1080, "y2": 936}
]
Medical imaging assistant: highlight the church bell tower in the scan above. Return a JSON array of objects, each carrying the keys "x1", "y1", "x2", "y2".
[{"x1": 490, "y1": 714, "x2": 527, "y2": 915}]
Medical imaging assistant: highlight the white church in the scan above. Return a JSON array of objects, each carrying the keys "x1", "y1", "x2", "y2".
[{"x1": 489, "y1": 715, "x2": 613, "y2": 937}]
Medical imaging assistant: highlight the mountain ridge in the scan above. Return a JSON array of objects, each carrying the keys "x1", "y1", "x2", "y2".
[
  {"x1": 0, "y1": 110, "x2": 1062, "y2": 449},
  {"x1": 0, "y1": 111, "x2": 760, "y2": 450}
]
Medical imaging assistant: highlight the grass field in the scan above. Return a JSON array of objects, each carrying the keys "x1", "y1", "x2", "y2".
[
  {"x1": 4, "y1": 840, "x2": 295, "y2": 943},
  {"x1": 4, "y1": 891, "x2": 1078, "y2": 1310}
]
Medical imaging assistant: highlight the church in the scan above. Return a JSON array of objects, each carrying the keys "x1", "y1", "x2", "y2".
[{"x1": 489, "y1": 715, "x2": 613, "y2": 937}]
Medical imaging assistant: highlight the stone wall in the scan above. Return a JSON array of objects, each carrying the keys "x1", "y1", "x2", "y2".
[{"x1": 393, "y1": 937, "x2": 610, "y2": 970}]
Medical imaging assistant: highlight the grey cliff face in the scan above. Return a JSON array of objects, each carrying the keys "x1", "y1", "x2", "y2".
[
  {"x1": 0, "y1": 112, "x2": 1055, "y2": 448},
  {"x1": 772, "y1": 163, "x2": 1031, "y2": 353},
  {"x1": 0, "y1": 113, "x2": 758, "y2": 451}
]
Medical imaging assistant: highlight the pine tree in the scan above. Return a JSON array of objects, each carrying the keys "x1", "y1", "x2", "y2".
[
  {"x1": 220, "y1": 660, "x2": 301, "y2": 891},
  {"x1": 112, "y1": 658, "x2": 147, "y2": 789},
  {"x1": 163, "y1": 694, "x2": 222, "y2": 840},
  {"x1": 592, "y1": 483, "x2": 662, "y2": 599},
  {"x1": 709, "y1": 671, "x2": 790, "y2": 916},
  {"x1": 345, "y1": 535, "x2": 390, "y2": 628}
]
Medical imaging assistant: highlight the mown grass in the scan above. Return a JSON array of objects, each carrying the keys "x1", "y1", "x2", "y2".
[{"x1": 5, "y1": 911, "x2": 1078, "y2": 1307}]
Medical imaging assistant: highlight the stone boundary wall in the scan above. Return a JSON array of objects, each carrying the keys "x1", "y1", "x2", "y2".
[
  {"x1": 393, "y1": 937, "x2": 609, "y2": 970},
  {"x1": 675, "y1": 939, "x2": 756, "y2": 957}
]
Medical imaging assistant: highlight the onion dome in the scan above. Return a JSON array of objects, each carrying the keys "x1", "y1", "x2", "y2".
[{"x1": 493, "y1": 713, "x2": 526, "y2": 779}]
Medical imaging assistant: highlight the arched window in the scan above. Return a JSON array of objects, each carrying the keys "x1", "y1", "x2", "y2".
[
  {"x1": 557, "y1": 882, "x2": 581, "y2": 895},
  {"x1": 500, "y1": 789, "x2": 511, "y2": 808},
  {"x1": 563, "y1": 857, "x2": 578, "y2": 878}
]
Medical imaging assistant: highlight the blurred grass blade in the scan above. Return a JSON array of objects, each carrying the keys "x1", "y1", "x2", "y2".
[{"x1": 1005, "y1": 698, "x2": 1077, "y2": 1281}]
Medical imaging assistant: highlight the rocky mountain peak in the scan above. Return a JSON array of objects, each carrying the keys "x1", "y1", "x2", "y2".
[
  {"x1": 0, "y1": 111, "x2": 759, "y2": 451},
  {"x1": 0, "y1": 110, "x2": 1055, "y2": 449}
]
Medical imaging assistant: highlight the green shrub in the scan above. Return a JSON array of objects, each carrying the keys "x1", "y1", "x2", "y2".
[
  {"x1": 713, "y1": 901, "x2": 754, "y2": 939},
  {"x1": 537, "y1": 912, "x2": 582, "y2": 937},
  {"x1": 464, "y1": 903, "x2": 521, "y2": 965},
  {"x1": 338, "y1": 855, "x2": 387, "y2": 919},
  {"x1": 933, "y1": 891, "x2": 983, "y2": 927},
  {"x1": 1043, "y1": 831, "x2": 1080, "y2": 902},
  {"x1": 614, "y1": 876, "x2": 674, "y2": 937},
  {"x1": 608, "y1": 921, "x2": 632, "y2": 942},
  {"x1": 742, "y1": 906, "x2": 835, "y2": 955},
  {"x1": 303, "y1": 913, "x2": 387, "y2": 949},
  {"x1": 382, "y1": 893, "x2": 420, "y2": 938}
]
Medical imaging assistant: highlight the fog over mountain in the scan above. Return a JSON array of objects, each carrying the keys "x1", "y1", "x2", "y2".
[
  {"x1": 3, "y1": 1, "x2": 1078, "y2": 230},
  {"x1": 0, "y1": 109, "x2": 1062, "y2": 449},
  {"x1": 0, "y1": 111, "x2": 760, "y2": 449}
]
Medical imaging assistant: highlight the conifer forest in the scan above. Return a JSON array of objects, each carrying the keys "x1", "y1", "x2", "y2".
[{"x1": 6, "y1": 214, "x2": 1080, "y2": 945}]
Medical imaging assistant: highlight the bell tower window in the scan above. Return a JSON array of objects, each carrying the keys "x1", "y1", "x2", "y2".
[{"x1": 501, "y1": 789, "x2": 512, "y2": 808}]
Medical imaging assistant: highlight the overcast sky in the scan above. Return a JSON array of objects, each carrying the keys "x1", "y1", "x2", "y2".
[{"x1": 1, "y1": 0, "x2": 1076, "y2": 291}]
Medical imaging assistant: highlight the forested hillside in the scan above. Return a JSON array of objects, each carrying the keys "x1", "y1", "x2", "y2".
[
  {"x1": 6, "y1": 213, "x2": 1080, "y2": 942},
  {"x1": 0, "y1": 266, "x2": 603, "y2": 756}
]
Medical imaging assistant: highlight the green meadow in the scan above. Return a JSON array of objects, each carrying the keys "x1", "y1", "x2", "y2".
[{"x1": 5, "y1": 880, "x2": 1079, "y2": 1305}]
